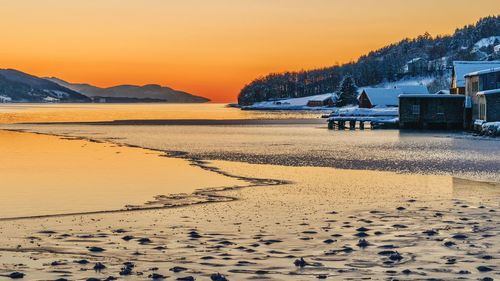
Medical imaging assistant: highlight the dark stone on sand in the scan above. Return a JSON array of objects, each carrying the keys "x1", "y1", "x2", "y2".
[
  {"x1": 170, "y1": 266, "x2": 188, "y2": 273},
  {"x1": 149, "y1": 273, "x2": 166, "y2": 280},
  {"x1": 452, "y1": 234, "x2": 468, "y2": 240},
  {"x1": 261, "y1": 239, "x2": 282, "y2": 245},
  {"x1": 402, "y1": 269, "x2": 412, "y2": 275},
  {"x1": 104, "y1": 277, "x2": 117, "y2": 281},
  {"x1": 113, "y1": 229, "x2": 127, "y2": 233},
  {"x1": 392, "y1": 224, "x2": 408, "y2": 229},
  {"x1": 94, "y1": 262, "x2": 106, "y2": 271},
  {"x1": 356, "y1": 227, "x2": 370, "y2": 232},
  {"x1": 8, "y1": 272, "x2": 25, "y2": 279},
  {"x1": 374, "y1": 231, "x2": 383, "y2": 235},
  {"x1": 177, "y1": 277, "x2": 195, "y2": 281},
  {"x1": 396, "y1": 207, "x2": 406, "y2": 211},
  {"x1": 423, "y1": 230, "x2": 438, "y2": 236},
  {"x1": 357, "y1": 239, "x2": 369, "y2": 248},
  {"x1": 379, "y1": 250, "x2": 397, "y2": 256},
  {"x1": 458, "y1": 270, "x2": 470, "y2": 274},
  {"x1": 51, "y1": 261, "x2": 65, "y2": 266},
  {"x1": 446, "y1": 258, "x2": 456, "y2": 264},
  {"x1": 54, "y1": 279, "x2": 69, "y2": 281},
  {"x1": 138, "y1": 238, "x2": 152, "y2": 244},
  {"x1": 88, "y1": 246, "x2": 105, "y2": 252},
  {"x1": 354, "y1": 232, "x2": 369, "y2": 237},
  {"x1": 120, "y1": 267, "x2": 133, "y2": 276},
  {"x1": 39, "y1": 230, "x2": 57, "y2": 234},
  {"x1": 188, "y1": 231, "x2": 202, "y2": 239},
  {"x1": 317, "y1": 275, "x2": 328, "y2": 279},
  {"x1": 389, "y1": 252, "x2": 403, "y2": 261},
  {"x1": 119, "y1": 262, "x2": 135, "y2": 276},
  {"x1": 210, "y1": 273, "x2": 228, "y2": 281},
  {"x1": 444, "y1": 241, "x2": 456, "y2": 247},
  {"x1": 86, "y1": 279, "x2": 101, "y2": 281},
  {"x1": 75, "y1": 259, "x2": 89, "y2": 264},
  {"x1": 378, "y1": 245, "x2": 396, "y2": 249},
  {"x1": 482, "y1": 255, "x2": 493, "y2": 260},
  {"x1": 294, "y1": 257, "x2": 307, "y2": 267},
  {"x1": 323, "y1": 239, "x2": 336, "y2": 244},
  {"x1": 122, "y1": 235, "x2": 134, "y2": 241},
  {"x1": 477, "y1": 266, "x2": 493, "y2": 272},
  {"x1": 481, "y1": 277, "x2": 493, "y2": 281}
]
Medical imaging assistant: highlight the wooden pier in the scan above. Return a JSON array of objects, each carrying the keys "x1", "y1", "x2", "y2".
[{"x1": 327, "y1": 116, "x2": 398, "y2": 130}]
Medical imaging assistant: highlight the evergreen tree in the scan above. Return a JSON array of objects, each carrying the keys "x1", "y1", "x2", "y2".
[{"x1": 337, "y1": 75, "x2": 358, "y2": 107}]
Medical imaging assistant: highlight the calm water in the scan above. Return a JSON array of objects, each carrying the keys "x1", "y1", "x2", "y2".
[
  {"x1": 0, "y1": 103, "x2": 325, "y2": 124},
  {"x1": 1, "y1": 103, "x2": 499, "y2": 218}
]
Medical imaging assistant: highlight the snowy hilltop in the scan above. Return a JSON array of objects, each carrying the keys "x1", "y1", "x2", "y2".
[
  {"x1": 0, "y1": 69, "x2": 90, "y2": 103},
  {"x1": 238, "y1": 16, "x2": 500, "y2": 106}
]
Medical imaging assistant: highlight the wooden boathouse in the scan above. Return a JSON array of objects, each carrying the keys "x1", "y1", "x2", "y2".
[{"x1": 399, "y1": 94, "x2": 465, "y2": 129}]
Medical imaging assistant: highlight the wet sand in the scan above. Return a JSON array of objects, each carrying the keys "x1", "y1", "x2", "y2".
[
  {"x1": 0, "y1": 104, "x2": 498, "y2": 280},
  {"x1": 6, "y1": 122, "x2": 499, "y2": 182},
  {"x1": 0, "y1": 130, "x2": 248, "y2": 219},
  {"x1": 0, "y1": 131, "x2": 498, "y2": 280}
]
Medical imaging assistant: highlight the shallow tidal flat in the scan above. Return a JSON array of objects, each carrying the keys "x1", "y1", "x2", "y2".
[
  {"x1": 0, "y1": 104, "x2": 499, "y2": 280},
  {"x1": 0, "y1": 132, "x2": 498, "y2": 280},
  {"x1": 0, "y1": 130, "x2": 247, "y2": 219}
]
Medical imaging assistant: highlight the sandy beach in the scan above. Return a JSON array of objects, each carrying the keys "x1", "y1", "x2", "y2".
[{"x1": 0, "y1": 104, "x2": 499, "y2": 280}]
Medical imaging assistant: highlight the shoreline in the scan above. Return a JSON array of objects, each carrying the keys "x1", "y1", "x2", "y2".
[
  {"x1": 0, "y1": 129, "x2": 291, "y2": 221},
  {"x1": 1, "y1": 128, "x2": 498, "y2": 222},
  {"x1": 0, "y1": 129, "x2": 498, "y2": 280}
]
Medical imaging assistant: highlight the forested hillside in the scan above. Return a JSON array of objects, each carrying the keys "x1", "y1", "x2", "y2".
[{"x1": 238, "y1": 16, "x2": 500, "y2": 105}]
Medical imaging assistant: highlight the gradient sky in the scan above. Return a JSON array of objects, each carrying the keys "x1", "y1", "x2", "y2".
[{"x1": 0, "y1": 0, "x2": 499, "y2": 102}]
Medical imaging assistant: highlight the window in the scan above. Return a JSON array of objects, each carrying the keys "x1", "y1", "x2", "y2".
[
  {"x1": 472, "y1": 81, "x2": 479, "y2": 93},
  {"x1": 479, "y1": 97, "x2": 487, "y2": 121},
  {"x1": 411, "y1": 104, "x2": 420, "y2": 115}
]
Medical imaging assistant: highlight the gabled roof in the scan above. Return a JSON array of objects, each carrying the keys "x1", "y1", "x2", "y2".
[
  {"x1": 476, "y1": 89, "x2": 500, "y2": 96},
  {"x1": 360, "y1": 86, "x2": 429, "y2": 107},
  {"x1": 306, "y1": 93, "x2": 337, "y2": 102},
  {"x1": 464, "y1": 66, "x2": 500, "y2": 77},
  {"x1": 453, "y1": 61, "x2": 500, "y2": 87},
  {"x1": 359, "y1": 88, "x2": 402, "y2": 107}
]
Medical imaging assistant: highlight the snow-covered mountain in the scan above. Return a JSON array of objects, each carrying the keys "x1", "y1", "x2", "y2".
[
  {"x1": 46, "y1": 77, "x2": 209, "y2": 103},
  {"x1": 0, "y1": 69, "x2": 90, "y2": 103},
  {"x1": 239, "y1": 16, "x2": 500, "y2": 105}
]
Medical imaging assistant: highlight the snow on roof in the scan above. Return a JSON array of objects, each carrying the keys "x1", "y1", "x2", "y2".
[
  {"x1": 395, "y1": 85, "x2": 429, "y2": 94},
  {"x1": 306, "y1": 93, "x2": 337, "y2": 102},
  {"x1": 399, "y1": 94, "x2": 464, "y2": 98},
  {"x1": 407, "y1": 57, "x2": 423, "y2": 63},
  {"x1": 435, "y1": 90, "x2": 450, "y2": 95},
  {"x1": 476, "y1": 89, "x2": 500, "y2": 96},
  {"x1": 453, "y1": 61, "x2": 500, "y2": 87},
  {"x1": 360, "y1": 85, "x2": 429, "y2": 106},
  {"x1": 251, "y1": 93, "x2": 336, "y2": 107},
  {"x1": 359, "y1": 88, "x2": 402, "y2": 106},
  {"x1": 464, "y1": 66, "x2": 500, "y2": 77}
]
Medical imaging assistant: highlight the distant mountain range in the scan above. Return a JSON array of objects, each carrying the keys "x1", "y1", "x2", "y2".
[
  {"x1": 46, "y1": 77, "x2": 209, "y2": 103},
  {"x1": 0, "y1": 69, "x2": 90, "y2": 103},
  {"x1": 238, "y1": 16, "x2": 500, "y2": 105},
  {"x1": 0, "y1": 69, "x2": 209, "y2": 103}
]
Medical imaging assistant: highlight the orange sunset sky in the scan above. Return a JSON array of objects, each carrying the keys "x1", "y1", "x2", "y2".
[{"x1": 1, "y1": 0, "x2": 499, "y2": 102}]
